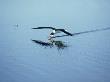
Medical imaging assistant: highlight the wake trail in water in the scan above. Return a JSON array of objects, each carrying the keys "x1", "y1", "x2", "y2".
[{"x1": 53, "y1": 27, "x2": 110, "y2": 38}]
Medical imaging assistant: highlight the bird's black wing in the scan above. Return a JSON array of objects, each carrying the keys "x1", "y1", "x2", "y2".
[
  {"x1": 32, "y1": 27, "x2": 55, "y2": 30},
  {"x1": 59, "y1": 29, "x2": 73, "y2": 36}
]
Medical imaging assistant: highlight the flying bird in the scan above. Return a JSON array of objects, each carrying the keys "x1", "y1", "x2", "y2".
[{"x1": 32, "y1": 27, "x2": 73, "y2": 36}]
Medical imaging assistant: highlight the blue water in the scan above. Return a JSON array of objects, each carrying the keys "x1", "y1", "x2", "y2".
[{"x1": 0, "y1": 0, "x2": 110, "y2": 82}]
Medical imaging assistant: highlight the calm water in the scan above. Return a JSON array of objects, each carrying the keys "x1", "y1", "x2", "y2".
[{"x1": 0, "y1": 0, "x2": 110, "y2": 82}]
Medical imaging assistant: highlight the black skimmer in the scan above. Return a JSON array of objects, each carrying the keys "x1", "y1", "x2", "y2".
[{"x1": 32, "y1": 27, "x2": 73, "y2": 36}]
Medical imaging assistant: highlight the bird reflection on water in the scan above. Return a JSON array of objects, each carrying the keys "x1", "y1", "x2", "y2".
[{"x1": 32, "y1": 39, "x2": 68, "y2": 50}]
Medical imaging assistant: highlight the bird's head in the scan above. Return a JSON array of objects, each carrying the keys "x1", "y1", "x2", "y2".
[{"x1": 52, "y1": 30, "x2": 56, "y2": 33}]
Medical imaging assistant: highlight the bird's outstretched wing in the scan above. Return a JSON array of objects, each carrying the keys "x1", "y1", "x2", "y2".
[
  {"x1": 32, "y1": 27, "x2": 55, "y2": 30},
  {"x1": 58, "y1": 29, "x2": 73, "y2": 36},
  {"x1": 32, "y1": 40, "x2": 53, "y2": 46}
]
